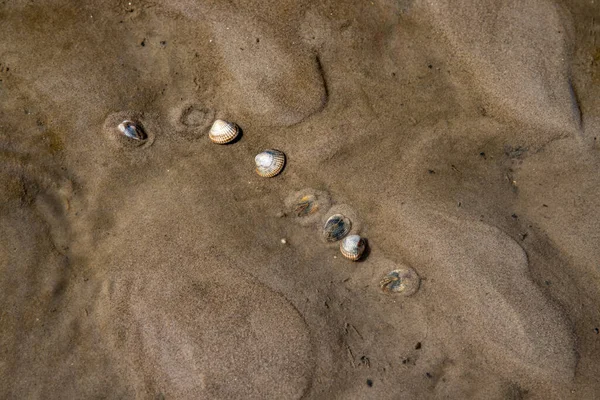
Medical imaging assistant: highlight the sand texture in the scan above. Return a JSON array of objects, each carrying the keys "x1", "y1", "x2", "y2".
[{"x1": 1, "y1": 0, "x2": 600, "y2": 398}]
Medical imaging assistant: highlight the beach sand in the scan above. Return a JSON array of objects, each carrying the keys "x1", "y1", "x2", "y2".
[{"x1": 1, "y1": 0, "x2": 599, "y2": 398}]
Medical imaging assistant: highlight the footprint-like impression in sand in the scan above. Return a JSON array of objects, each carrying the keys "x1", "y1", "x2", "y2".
[
  {"x1": 89, "y1": 170, "x2": 314, "y2": 399},
  {"x1": 97, "y1": 267, "x2": 313, "y2": 399}
]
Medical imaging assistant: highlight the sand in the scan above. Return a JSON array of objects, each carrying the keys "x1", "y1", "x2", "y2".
[{"x1": 1, "y1": 0, "x2": 599, "y2": 398}]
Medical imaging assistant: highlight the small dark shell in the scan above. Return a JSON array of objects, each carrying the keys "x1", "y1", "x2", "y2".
[
  {"x1": 379, "y1": 268, "x2": 420, "y2": 296},
  {"x1": 118, "y1": 120, "x2": 147, "y2": 141},
  {"x1": 322, "y1": 214, "x2": 352, "y2": 242},
  {"x1": 340, "y1": 234, "x2": 366, "y2": 261}
]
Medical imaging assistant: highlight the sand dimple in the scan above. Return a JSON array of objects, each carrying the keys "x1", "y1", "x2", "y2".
[{"x1": 168, "y1": 102, "x2": 216, "y2": 141}]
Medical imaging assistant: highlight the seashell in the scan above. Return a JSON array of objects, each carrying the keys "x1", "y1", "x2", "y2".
[
  {"x1": 322, "y1": 214, "x2": 352, "y2": 242},
  {"x1": 118, "y1": 120, "x2": 147, "y2": 141},
  {"x1": 285, "y1": 189, "x2": 331, "y2": 227},
  {"x1": 255, "y1": 149, "x2": 286, "y2": 178},
  {"x1": 379, "y1": 267, "x2": 420, "y2": 296},
  {"x1": 340, "y1": 234, "x2": 366, "y2": 261},
  {"x1": 295, "y1": 195, "x2": 318, "y2": 217},
  {"x1": 209, "y1": 119, "x2": 239, "y2": 144}
]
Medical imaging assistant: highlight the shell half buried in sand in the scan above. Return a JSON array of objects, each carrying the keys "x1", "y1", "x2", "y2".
[
  {"x1": 255, "y1": 149, "x2": 286, "y2": 177},
  {"x1": 208, "y1": 119, "x2": 239, "y2": 144},
  {"x1": 379, "y1": 267, "x2": 420, "y2": 296},
  {"x1": 295, "y1": 195, "x2": 319, "y2": 217},
  {"x1": 340, "y1": 234, "x2": 366, "y2": 261},
  {"x1": 322, "y1": 214, "x2": 352, "y2": 242},
  {"x1": 118, "y1": 120, "x2": 147, "y2": 141}
]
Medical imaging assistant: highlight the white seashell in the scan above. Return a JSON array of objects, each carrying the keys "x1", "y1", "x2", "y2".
[
  {"x1": 340, "y1": 234, "x2": 366, "y2": 261},
  {"x1": 209, "y1": 119, "x2": 239, "y2": 144},
  {"x1": 255, "y1": 149, "x2": 286, "y2": 177}
]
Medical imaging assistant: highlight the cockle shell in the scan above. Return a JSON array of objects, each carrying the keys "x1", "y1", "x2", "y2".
[
  {"x1": 209, "y1": 119, "x2": 239, "y2": 144},
  {"x1": 118, "y1": 120, "x2": 147, "y2": 141},
  {"x1": 322, "y1": 214, "x2": 352, "y2": 242},
  {"x1": 340, "y1": 234, "x2": 366, "y2": 261},
  {"x1": 255, "y1": 149, "x2": 286, "y2": 177},
  {"x1": 379, "y1": 267, "x2": 420, "y2": 296},
  {"x1": 295, "y1": 195, "x2": 318, "y2": 217}
]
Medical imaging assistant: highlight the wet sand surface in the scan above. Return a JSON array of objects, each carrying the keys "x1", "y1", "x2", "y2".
[{"x1": 1, "y1": 0, "x2": 600, "y2": 398}]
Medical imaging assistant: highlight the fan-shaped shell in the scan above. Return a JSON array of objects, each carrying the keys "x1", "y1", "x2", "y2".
[
  {"x1": 379, "y1": 267, "x2": 420, "y2": 296},
  {"x1": 340, "y1": 234, "x2": 366, "y2": 261},
  {"x1": 118, "y1": 120, "x2": 147, "y2": 141},
  {"x1": 255, "y1": 149, "x2": 286, "y2": 177},
  {"x1": 295, "y1": 195, "x2": 319, "y2": 217},
  {"x1": 322, "y1": 214, "x2": 352, "y2": 242},
  {"x1": 209, "y1": 119, "x2": 239, "y2": 144}
]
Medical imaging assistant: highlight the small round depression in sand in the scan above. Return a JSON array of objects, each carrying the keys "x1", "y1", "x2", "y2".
[{"x1": 169, "y1": 102, "x2": 215, "y2": 140}]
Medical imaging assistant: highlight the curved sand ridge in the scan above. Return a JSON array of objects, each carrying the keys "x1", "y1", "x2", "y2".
[
  {"x1": 374, "y1": 204, "x2": 575, "y2": 383},
  {"x1": 82, "y1": 154, "x2": 315, "y2": 399},
  {"x1": 167, "y1": 0, "x2": 327, "y2": 127},
  {"x1": 96, "y1": 268, "x2": 313, "y2": 399},
  {"x1": 416, "y1": 0, "x2": 581, "y2": 136}
]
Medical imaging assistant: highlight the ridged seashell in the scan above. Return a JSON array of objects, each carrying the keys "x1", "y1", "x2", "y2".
[
  {"x1": 209, "y1": 119, "x2": 239, "y2": 144},
  {"x1": 322, "y1": 214, "x2": 352, "y2": 242},
  {"x1": 295, "y1": 195, "x2": 319, "y2": 217},
  {"x1": 118, "y1": 120, "x2": 147, "y2": 141},
  {"x1": 340, "y1": 235, "x2": 366, "y2": 261},
  {"x1": 379, "y1": 267, "x2": 420, "y2": 296},
  {"x1": 255, "y1": 149, "x2": 286, "y2": 178}
]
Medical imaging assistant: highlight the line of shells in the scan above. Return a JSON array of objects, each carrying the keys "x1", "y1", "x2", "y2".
[
  {"x1": 287, "y1": 190, "x2": 420, "y2": 296},
  {"x1": 321, "y1": 208, "x2": 366, "y2": 261},
  {"x1": 208, "y1": 119, "x2": 287, "y2": 178},
  {"x1": 114, "y1": 117, "x2": 288, "y2": 179},
  {"x1": 206, "y1": 120, "x2": 419, "y2": 295},
  {"x1": 112, "y1": 116, "x2": 419, "y2": 296}
]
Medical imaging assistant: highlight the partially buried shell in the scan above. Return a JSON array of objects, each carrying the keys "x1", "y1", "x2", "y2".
[
  {"x1": 118, "y1": 120, "x2": 147, "y2": 141},
  {"x1": 340, "y1": 235, "x2": 366, "y2": 261},
  {"x1": 295, "y1": 195, "x2": 318, "y2": 217},
  {"x1": 209, "y1": 119, "x2": 239, "y2": 144},
  {"x1": 379, "y1": 267, "x2": 420, "y2": 296},
  {"x1": 255, "y1": 149, "x2": 286, "y2": 177},
  {"x1": 322, "y1": 214, "x2": 352, "y2": 242}
]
